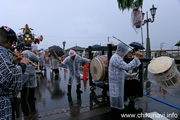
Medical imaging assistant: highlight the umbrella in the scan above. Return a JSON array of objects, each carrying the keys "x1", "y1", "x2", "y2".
[
  {"x1": 48, "y1": 45, "x2": 64, "y2": 57},
  {"x1": 92, "y1": 44, "x2": 101, "y2": 48},
  {"x1": 92, "y1": 44, "x2": 101, "y2": 54},
  {"x1": 62, "y1": 53, "x2": 68, "y2": 58},
  {"x1": 175, "y1": 41, "x2": 180, "y2": 46},
  {"x1": 129, "y1": 42, "x2": 144, "y2": 50}
]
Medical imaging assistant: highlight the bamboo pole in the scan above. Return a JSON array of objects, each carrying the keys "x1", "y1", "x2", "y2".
[
  {"x1": 51, "y1": 49, "x2": 60, "y2": 61},
  {"x1": 8, "y1": 50, "x2": 38, "y2": 67}
]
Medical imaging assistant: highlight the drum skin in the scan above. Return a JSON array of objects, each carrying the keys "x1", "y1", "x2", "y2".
[
  {"x1": 90, "y1": 55, "x2": 108, "y2": 81},
  {"x1": 148, "y1": 56, "x2": 172, "y2": 74},
  {"x1": 148, "y1": 56, "x2": 180, "y2": 88}
]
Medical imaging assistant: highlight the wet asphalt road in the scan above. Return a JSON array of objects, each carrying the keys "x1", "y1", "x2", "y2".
[
  {"x1": 16, "y1": 67, "x2": 108, "y2": 119},
  {"x1": 15, "y1": 66, "x2": 180, "y2": 120}
]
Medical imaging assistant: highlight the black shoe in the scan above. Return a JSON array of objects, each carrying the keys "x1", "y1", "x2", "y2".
[
  {"x1": 76, "y1": 89, "x2": 83, "y2": 94},
  {"x1": 76, "y1": 84, "x2": 82, "y2": 93},
  {"x1": 67, "y1": 92, "x2": 71, "y2": 96},
  {"x1": 67, "y1": 85, "x2": 71, "y2": 96},
  {"x1": 28, "y1": 97, "x2": 36, "y2": 101}
]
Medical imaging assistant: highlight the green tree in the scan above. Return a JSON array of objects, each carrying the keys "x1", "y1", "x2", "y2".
[{"x1": 117, "y1": 0, "x2": 143, "y2": 11}]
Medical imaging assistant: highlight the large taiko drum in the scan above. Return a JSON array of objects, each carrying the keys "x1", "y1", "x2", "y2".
[
  {"x1": 148, "y1": 56, "x2": 180, "y2": 88},
  {"x1": 90, "y1": 55, "x2": 108, "y2": 81}
]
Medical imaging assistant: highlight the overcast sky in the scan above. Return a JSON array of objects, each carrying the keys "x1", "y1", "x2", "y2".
[{"x1": 1, "y1": 0, "x2": 180, "y2": 50}]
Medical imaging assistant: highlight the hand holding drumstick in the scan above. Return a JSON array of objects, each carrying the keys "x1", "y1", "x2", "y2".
[
  {"x1": 129, "y1": 69, "x2": 142, "y2": 78},
  {"x1": 20, "y1": 57, "x2": 31, "y2": 65}
]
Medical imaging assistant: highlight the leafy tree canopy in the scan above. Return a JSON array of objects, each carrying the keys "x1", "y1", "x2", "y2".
[{"x1": 117, "y1": 0, "x2": 143, "y2": 11}]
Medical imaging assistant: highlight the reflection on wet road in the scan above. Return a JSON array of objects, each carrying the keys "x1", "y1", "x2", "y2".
[
  {"x1": 16, "y1": 67, "x2": 109, "y2": 119},
  {"x1": 15, "y1": 67, "x2": 180, "y2": 120}
]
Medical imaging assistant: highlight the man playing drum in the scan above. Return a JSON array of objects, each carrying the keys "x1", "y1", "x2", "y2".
[{"x1": 108, "y1": 43, "x2": 141, "y2": 119}]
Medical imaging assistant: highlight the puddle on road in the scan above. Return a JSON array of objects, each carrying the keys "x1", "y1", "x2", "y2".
[{"x1": 16, "y1": 67, "x2": 109, "y2": 119}]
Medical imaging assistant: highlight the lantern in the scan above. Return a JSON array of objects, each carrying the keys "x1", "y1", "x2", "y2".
[
  {"x1": 38, "y1": 35, "x2": 43, "y2": 41},
  {"x1": 131, "y1": 9, "x2": 142, "y2": 28}
]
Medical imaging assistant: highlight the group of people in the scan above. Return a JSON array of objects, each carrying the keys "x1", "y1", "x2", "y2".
[
  {"x1": 0, "y1": 25, "x2": 142, "y2": 120},
  {"x1": 63, "y1": 43, "x2": 142, "y2": 119},
  {"x1": 0, "y1": 26, "x2": 91, "y2": 120}
]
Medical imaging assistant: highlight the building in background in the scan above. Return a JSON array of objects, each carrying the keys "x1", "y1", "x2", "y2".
[{"x1": 65, "y1": 46, "x2": 86, "y2": 56}]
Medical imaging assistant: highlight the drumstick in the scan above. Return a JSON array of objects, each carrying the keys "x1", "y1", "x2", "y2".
[
  {"x1": 51, "y1": 49, "x2": 60, "y2": 61},
  {"x1": 8, "y1": 50, "x2": 38, "y2": 67},
  {"x1": 112, "y1": 36, "x2": 133, "y2": 49},
  {"x1": 135, "y1": 69, "x2": 143, "y2": 76}
]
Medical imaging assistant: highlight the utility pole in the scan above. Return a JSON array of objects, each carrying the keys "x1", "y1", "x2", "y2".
[
  {"x1": 108, "y1": 36, "x2": 110, "y2": 42},
  {"x1": 160, "y1": 42, "x2": 164, "y2": 50}
]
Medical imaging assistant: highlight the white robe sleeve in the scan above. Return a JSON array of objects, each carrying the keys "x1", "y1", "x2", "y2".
[{"x1": 114, "y1": 57, "x2": 141, "y2": 71}]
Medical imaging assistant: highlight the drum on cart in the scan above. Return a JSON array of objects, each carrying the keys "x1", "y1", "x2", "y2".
[
  {"x1": 90, "y1": 55, "x2": 108, "y2": 81},
  {"x1": 148, "y1": 56, "x2": 180, "y2": 88}
]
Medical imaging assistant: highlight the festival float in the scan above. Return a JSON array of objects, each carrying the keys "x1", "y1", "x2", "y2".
[{"x1": 16, "y1": 24, "x2": 43, "y2": 51}]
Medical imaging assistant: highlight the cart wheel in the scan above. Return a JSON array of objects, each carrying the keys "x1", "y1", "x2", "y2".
[
  {"x1": 90, "y1": 86, "x2": 96, "y2": 91},
  {"x1": 90, "y1": 91, "x2": 96, "y2": 100},
  {"x1": 102, "y1": 90, "x2": 107, "y2": 96},
  {"x1": 129, "y1": 96, "x2": 135, "y2": 101}
]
